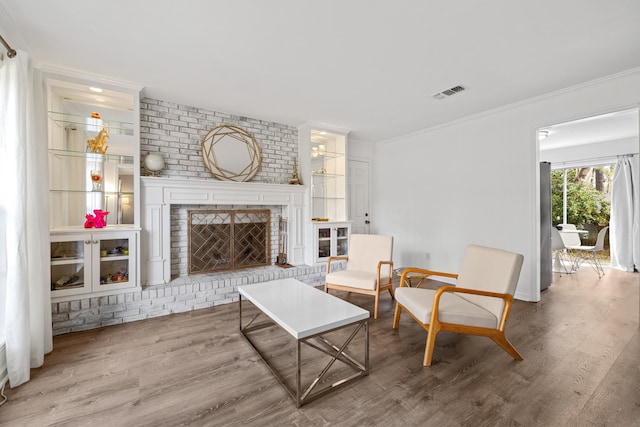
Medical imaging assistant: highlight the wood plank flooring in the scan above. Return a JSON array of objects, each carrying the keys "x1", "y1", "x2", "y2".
[{"x1": 1, "y1": 267, "x2": 638, "y2": 426}]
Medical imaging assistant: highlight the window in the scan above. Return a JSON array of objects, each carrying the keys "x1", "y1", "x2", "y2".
[{"x1": 551, "y1": 164, "x2": 612, "y2": 258}]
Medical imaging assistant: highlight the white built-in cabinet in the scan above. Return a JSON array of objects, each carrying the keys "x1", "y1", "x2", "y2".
[
  {"x1": 313, "y1": 222, "x2": 351, "y2": 264},
  {"x1": 298, "y1": 124, "x2": 352, "y2": 265},
  {"x1": 44, "y1": 67, "x2": 142, "y2": 302},
  {"x1": 50, "y1": 230, "x2": 137, "y2": 297}
]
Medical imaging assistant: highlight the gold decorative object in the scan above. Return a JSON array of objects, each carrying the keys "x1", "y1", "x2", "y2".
[
  {"x1": 86, "y1": 128, "x2": 109, "y2": 154},
  {"x1": 289, "y1": 159, "x2": 302, "y2": 185},
  {"x1": 201, "y1": 125, "x2": 261, "y2": 182}
]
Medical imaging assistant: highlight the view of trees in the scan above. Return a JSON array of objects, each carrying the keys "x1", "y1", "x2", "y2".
[{"x1": 551, "y1": 166, "x2": 613, "y2": 228}]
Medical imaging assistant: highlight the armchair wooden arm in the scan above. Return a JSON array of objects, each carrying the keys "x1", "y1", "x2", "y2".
[
  {"x1": 377, "y1": 260, "x2": 394, "y2": 291},
  {"x1": 326, "y1": 256, "x2": 349, "y2": 274},
  {"x1": 398, "y1": 267, "x2": 458, "y2": 288},
  {"x1": 431, "y1": 286, "x2": 514, "y2": 332}
]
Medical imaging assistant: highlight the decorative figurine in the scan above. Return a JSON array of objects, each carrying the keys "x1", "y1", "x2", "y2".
[
  {"x1": 84, "y1": 214, "x2": 95, "y2": 228},
  {"x1": 289, "y1": 159, "x2": 302, "y2": 185},
  {"x1": 90, "y1": 170, "x2": 102, "y2": 191},
  {"x1": 84, "y1": 209, "x2": 109, "y2": 228},
  {"x1": 86, "y1": 128, "x2": 110, "y2": 154},
  {"x1": 93, "y1": 209, "x2": 109, "y2": 228}
]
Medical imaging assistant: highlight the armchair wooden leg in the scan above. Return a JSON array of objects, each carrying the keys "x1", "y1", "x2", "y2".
[
  {"x1": 392, "y1": 303, "x2": 402, "y2": 328},
  {"x1": 373, "y1": 292, "x2": 380, "y2": 320},
  {"x1": 490, "y1": 333, "x2": 523, "y2": 361},
  {"x1": 423, "y1": 325, "x2": 439, "y2": 367},
  {"x1": 387, "y1": 287, "x2": 394, "y2": 300}
]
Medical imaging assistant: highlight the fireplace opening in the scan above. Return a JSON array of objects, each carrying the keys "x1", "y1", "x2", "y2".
[{"x1": 188, "y1": 209, "x2": 270, "y2": 274}]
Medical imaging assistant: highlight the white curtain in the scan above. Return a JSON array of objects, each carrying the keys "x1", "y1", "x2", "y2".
[
  {"x1": 609, "y1": 155, "x2": 640, "y2": 272},
  {"x1": 0, "y1": 50, "x2": 52, "y2": 388}
]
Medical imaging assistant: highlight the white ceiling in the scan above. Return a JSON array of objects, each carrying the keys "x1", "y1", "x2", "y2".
[
  {"x1": 540, "y1": 108, "x2": 639, "y2": 151},
  {"x1": 1, "y1": 1, "x2": 640, "y2": 142}
]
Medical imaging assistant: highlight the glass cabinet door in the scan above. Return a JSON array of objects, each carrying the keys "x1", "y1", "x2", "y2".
[
  {"x1": 336, "y1": 226, "x2": 349, "y2": 256},
  {"x1": 94, "y1": 233, "x2": 136, "y2": 292},
  {"x1": 317, "y1": 227, "x2": 331, "y2": 259},
  {"x1": 50, "y1": 234, "x2": 91, "y2": 297}
]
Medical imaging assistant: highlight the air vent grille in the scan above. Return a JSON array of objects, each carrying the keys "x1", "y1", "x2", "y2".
[{"x1": 432, "y1": 85, "x2": 465, "y2": 100}]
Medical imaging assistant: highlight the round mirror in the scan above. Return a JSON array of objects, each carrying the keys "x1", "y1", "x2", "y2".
[{"x1": 201, "y1": 125, "x2": 261, "y2": 182}]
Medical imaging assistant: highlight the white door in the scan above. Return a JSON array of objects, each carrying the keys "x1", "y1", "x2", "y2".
[{"x1": 348, "y1": 159, "x2": 371, "y2": 234}]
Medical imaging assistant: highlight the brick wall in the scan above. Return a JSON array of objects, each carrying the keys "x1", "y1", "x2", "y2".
[
  {"x1": 139, "y1": 98, "x2": 299, "y2": 183},
  {"x1": 50, "y1": 264, "x2": 332, "y2": 335}
]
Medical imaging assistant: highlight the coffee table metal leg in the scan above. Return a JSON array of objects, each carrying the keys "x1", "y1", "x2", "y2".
[
  {"x1": 296, "y1": 340, "x2": 302, "y2": 407},
  {"x1": 239, "y1": 300, "x2": 368, "y2": 407},
  {"x1": 299, "y1": 320, "x2": 367, "y2": 403}
]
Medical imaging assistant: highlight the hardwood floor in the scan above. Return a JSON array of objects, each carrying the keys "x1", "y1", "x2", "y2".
[{"x1": 1, "y1": 267, "x2": 638, "y2": 426}]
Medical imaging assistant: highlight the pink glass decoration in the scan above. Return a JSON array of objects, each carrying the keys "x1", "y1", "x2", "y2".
[
  {"x1": 84, "y1": 214, "x2": 95, "y2": 228},
  {"x1": 93, "y1": 209, "x2": 109, "y2": 228}
]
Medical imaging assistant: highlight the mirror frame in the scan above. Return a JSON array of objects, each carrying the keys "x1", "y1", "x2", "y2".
[{"x1": 201, "y1": 125, "x2": 261, "y2": 182}]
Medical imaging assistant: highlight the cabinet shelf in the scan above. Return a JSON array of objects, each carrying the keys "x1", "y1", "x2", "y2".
[
  {"x1": 53, "y1": 280, "x2": 85, "y2": 291},
  {"x1": 311, "y1": 151, "x2": 344, "y2": 160},
  {"x1": 48, "y1": 111, "x2": 134, "y2": 136},
  {"x1": 49, "y1": 149, "x2": 134, "y2": 165},
  {"x1": 311, "y1": 172, "x2": 343, "y2": 179},
  {"x1": 51, "y1": 257, "x2": 82, "y2": 265},
  {"x1": 100, "y1": 255, "x2": 129, "y2": 262},
  {"x1": 312, "y1": 196, "x2": 345, "y2": 201},
  {"x1": 49, "y1": 189, "x2": 134, "y2": 196}
]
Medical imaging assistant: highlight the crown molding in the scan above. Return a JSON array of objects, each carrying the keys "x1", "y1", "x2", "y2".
[
  {"x1": 380, "y1": 67, "x2": 640, "y2": 145},
  {"x1": 38, "y1": 63, "x2": 144, "y2": 93}
]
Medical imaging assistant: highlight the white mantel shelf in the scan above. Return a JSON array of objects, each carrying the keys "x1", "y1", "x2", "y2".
[{"x1": 140, "y1": 176, "x2": 308, "y2": 286}]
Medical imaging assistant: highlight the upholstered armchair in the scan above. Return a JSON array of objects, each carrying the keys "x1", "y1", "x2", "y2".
[
  {"x1": 392, "y1": 244, "x2": 524, "y2": 366},
  {"x1": 325, "y1": 234, "x2": 394, "y2": 319}
]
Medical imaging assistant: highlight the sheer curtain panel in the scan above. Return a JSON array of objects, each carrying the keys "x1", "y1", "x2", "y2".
[
  {"x1": 0, "y1": 50, "x2": 52, "y2": 388},
  {"x1": 609, "y1": 155, "x2": 640, "y2": 272}
]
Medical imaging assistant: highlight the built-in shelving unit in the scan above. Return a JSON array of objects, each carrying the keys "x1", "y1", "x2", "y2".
[
  {"x1": 298, "y1": 124, "x2": 351, "y2": 265},
  {"x1": 44, "y1": 68, "x2": 142, "y2": 302},
  {"x1": 310, "y1": 130, "x2": 347, "y2": 221}
]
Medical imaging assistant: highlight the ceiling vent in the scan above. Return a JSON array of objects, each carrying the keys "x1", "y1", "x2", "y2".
[{"x1": 432, "y1": 85, "x2": 465, "y2": 100}]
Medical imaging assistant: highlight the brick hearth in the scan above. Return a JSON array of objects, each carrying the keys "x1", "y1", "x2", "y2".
[{"x1": 50, "y1": 264, "x2": 330, "y2": 335}]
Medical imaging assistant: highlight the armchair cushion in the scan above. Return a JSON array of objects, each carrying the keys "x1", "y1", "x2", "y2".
[
  {"x1": 325, "y1": 270, "x2": 390, "y2": 291},
  {"x1": 325, "y1": 234, "x2": 394, "y2": 319},
  {"x1": 346, "y1": 234, "x2": 393, "y2": 277},
  {"x1": 395, "y1": 287, "x2": 498, "y2": 329},
  {"x1": 456, "y1": 245, "x2": 523, "y2": 321}
]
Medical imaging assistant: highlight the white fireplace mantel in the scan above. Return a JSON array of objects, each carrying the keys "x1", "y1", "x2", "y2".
[{"x1": 141, "y1": 176, "x2": 308, "y2": 285}]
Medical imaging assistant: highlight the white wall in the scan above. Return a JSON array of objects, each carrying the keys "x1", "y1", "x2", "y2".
[
  {"x1": 348, "y1": 138, "x2": 375, "y2": 162},
  {"x1": 371, "y1": 68, "x2": 640, "y2": 302}
]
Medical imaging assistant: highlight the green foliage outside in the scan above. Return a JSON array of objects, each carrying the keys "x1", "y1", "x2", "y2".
[{"x1": 550, "y1": 167, "x2": 611, "y2": 228}]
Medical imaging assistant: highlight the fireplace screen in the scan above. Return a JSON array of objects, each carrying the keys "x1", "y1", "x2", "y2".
[{"x1": 188, "y1": 209, "x2": 270, "y2": 274}]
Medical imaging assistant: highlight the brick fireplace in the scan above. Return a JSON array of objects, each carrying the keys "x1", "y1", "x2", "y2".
[
  {"x1": 141, "y1": 176, "x2": 307, "y2": 286},
  {"x1": 177, "y1": 207, "x2": 276, "y2": 276}
]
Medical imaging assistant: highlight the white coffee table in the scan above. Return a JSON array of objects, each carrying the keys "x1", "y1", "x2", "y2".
[{"x1": 238, "y1": 278, "x2": 369, "y2": 407}]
